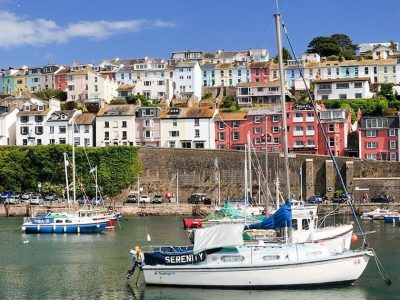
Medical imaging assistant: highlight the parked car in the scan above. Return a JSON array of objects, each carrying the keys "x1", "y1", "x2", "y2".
[
  {"x1": 152, "y1": 195, "x2": 163, "y2": 204},
  {"x1": 307, "y1": 195, "x2": 326, "y2": 204},
  {"x1": 124, "y1": 194, "x2": 137, "y2": 204},
  {"x1": 371, "y1": 193, "x2": 391, "y2": 203},
  {"x1": 21, "y1": 191, "x2": 36, "y2": 202},
  {"x1": 188, "y1": 193, "x2": 207, "y2": 204},
  {"x1": 5, "y1": 195, "x2": 20, "y2": 204},
  {"x1": 30, "y1": 194, "x2": 44, "y2": 205},
  {"x1": 91, "y1": 197, "x2": 104, "y2": 206},
  {"x1": 0, "y1": 191, "x2": 13, "y2": 201},
  {"x1": 139, "y1": 195, "x2": 151, "y2": 203},
  {"x1": 45, "y1": 193, "x2": 60, "y2": 202},
  {"x1": 77, "y1": 196, "x2": 91, "y2": 205},
  {"x1": 331, "y1": 196, "x2": 348, "y2": 204}
]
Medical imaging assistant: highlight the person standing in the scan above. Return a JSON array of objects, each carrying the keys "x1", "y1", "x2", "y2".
[{"x1": 127, "y1": 245, "x2": 144, "y2": 279}]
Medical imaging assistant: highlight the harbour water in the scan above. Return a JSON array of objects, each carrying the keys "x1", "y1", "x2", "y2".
[{"x1": 0, "y1": 216, "x2": 399, "y2": 299}]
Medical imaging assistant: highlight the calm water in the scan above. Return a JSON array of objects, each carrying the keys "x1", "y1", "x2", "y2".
[{"x1": 0, "y1": 216, "x2": 399, "y2": 300}]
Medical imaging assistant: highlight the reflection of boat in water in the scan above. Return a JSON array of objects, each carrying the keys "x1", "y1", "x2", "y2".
[{"x1": 361, "y1": 208, "x2": 394, "y2": 220}]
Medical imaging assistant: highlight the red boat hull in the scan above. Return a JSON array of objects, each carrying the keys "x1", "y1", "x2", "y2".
[{"x1": 183, "y1": 218, "x2": 203, "y2": 229}]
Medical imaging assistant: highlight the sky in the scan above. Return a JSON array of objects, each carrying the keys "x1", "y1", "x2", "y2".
[{"x1": 0, "y1": 0, "x2": 399, "y2": 68}]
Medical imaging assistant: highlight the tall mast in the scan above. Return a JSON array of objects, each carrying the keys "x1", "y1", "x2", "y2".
[
  {"x1": 247, "y1": 131, "x2": 252, "y2": 203},
  {"x1": 274, "y1": 13, "x2": 291, "y2": 201},
  {"x1": 264, "y1": 115, "x2": 268, "y2": 205},
  {"x1": 72, "y1": 118, "x2": 76, "y2": 203},
  {"x1": 64, "y1": 153, "x2": 70, "y2": 208}
]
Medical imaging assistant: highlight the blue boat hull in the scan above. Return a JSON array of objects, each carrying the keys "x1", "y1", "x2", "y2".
[
  {"x1": 384, "y1": 216, "x2": 400, "y2": 223},
  {"x1": 23, "y1": 221, "x2": 108, "y2": 233}
]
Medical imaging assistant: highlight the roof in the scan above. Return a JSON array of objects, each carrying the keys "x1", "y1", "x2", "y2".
[
  {"x1": 117, "y1": 84, "x2": 135, "y2": 91},
  {"x1": 97, "y1": 104, "x2": 136, "y2": 117},
  {"x1": 17, "y1": 108, "x2": 50, "y2": 116},
  {"x1": 160, "y1": 107, "x2": 215, "y2": 119},
  {"x1": 359, "y1": 116, "x2": 399, "y2": 129},
  {"x1": 236, "y1": 81, "x2": 280, "y2": 88},
  {"x1": 175, "y1": 61, "x2": 198, "y2": 68},
  {"x1": 214, "y1": 112, "x2": 247, "y2": 121},
  {"x1": 47, "y1": 110, "x2": 76, "y2": 122},
  {"x1": 313, "y1": 77, "x2": 370, "y2": 84},
  {"x1": 250, "y1": 61, "x2": 269, "y2": 68},
  {"x1": 216, "y1": 63, "x2": 232, "y2": 69},
  {"x1": 247, "y1": 106, "x2": 281, "y2": 116},
  {"x1": 109, "y1": 58, "x2": 146, "y2": 66},
  {"x1": 75, "y1": 113, "x2": 96, "y2": 125},
  {"x1": 200, "y1": 63, "x2": 215, "y2": 69},
  {"x1": 299, "y1": 58, "x2": 398, "y2": 69}
]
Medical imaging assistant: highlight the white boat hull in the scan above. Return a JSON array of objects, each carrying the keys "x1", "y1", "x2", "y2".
[{"x1": 143, "y1": 250, "x2": 371, "y2": 287}]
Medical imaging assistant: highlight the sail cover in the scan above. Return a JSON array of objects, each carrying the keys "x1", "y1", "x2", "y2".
[
  {"x1": 244, "y1": 202, "x2": 292, "y2": 230},
  {"x1": 193, "y1": 224, "x2": 244, "y2": 254}
]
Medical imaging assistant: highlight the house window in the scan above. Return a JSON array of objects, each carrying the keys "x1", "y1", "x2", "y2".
[
  {"x1": 354, "y1": 82, "x2": 363, "y2": 88},
  {"x1": 113, "y1": 121, "x2": 118, "y2": 128},
  {"x1": 254, "y1": 138, "x2": 261, "y2": 144},
  {"x1": 254, "y1": 127, "x2": 262, "y2": 134},
  {"x1": 122, "y1": 131, "x2": 127, "y2": 140},
  {"x1": 194, "y1": 119, "x2": 200, "y2": 126},
  {"x1": 232, "y1": 121, "x2": 239, "y2": 129},
  {"x1": 232, "y1": 132, "x2": 239, "y2": 140},
  {"x1": 321, "y1": 95, "x2": 329, "y2": 100},
  {"x1": 84, "y1": 125, "x2": 90, "y2": 133},
  {"x1": 336, "y1": 83, "x2": 349, "y2": 89},
  {"x1": 389, "y1": 129, "x2": 396, "y2": 136},
  {"x1": 22, "y1": 139, "x2": 27, "y2": 145},
  {"x1": 20, "y1": 127, "x2": 29, "y2": 135},
  {"x1": 384, "y1": 67, "x2": 388, "y2": 73},
  {"x1": 168, "y1": 141, "x2": 176, "y2": 148},
  {"x1": 59, "y1": 126, "x2": 66, "y2": 133},
  {"x1": 307, "y1": 140, "x2": 315, "y2": 146},
  {"x1": 49, "y1": 126, "x2": 54, "y2": 134},
  {"x1": 273, "y1": 137, "x2": 280, "y2": 144},
  {"x1": 105, "y1": 121, "x2": 109, "y2": 128},
  {"x1": 21, "y1": 116, "x2": 29, "y2": 123},
  {"x1": 219, "y1": 132, "x2": 226, "y2": 141},
  {"x1": 84, "y1": 138, "x2": 90, "y2": 146},
  {"x1": 355, "y1": 93, "x2": 362, "y2": 99},
  {"x1": 365, "y1": 153, "x2": 377, "y2": 160},
  {"x1": 59, "y1": 137, "x2": 66, "y2": 144},
  {"x1": 122, "y1": 121, "x2": 127, "y2": 128},
  {"x1": 35, "y1": 116, "x2": 43, "y2": 122},
  {"x1": 272, "y1": 126, "x2": 279, "y2": 133},
  {"x1": 49, "y1": 139, "x2": 55, "y2": 144},
  {"x1": 365, "y1": 142, "x2": 378, "y2": 149},
  {"x1": 365, "y1": 118, "x2": 388, "y2": 128},
  {"x1": 328, "y1": 124, "x2": 335, "y2": 132},
  {"x1": 195, "y1": 142, "x2": 205, "y2": 149},
  {"x1": 339, "y1": 94, "x2": 347, "y2": 100},
  {"x1": 364, "y1": 67, "x2": 369, "y2": 75},
  {"x1": 390, "y1": 153, "x2": 397, "y2": 161},
  {"x1": 327, "y1": 68, "x2": 331, "y2": 76},
  {"x1": 319, "y1": 83, "x2": 331, "y2": 90},
  {"x1": 272, "y1": 116, "x2": 279, "y2": 122},
  {"x1": 218, "y1": 121, "x2": 225, "y2": 129},
  {"x1": 329, "y1": 137, "x2": 335, "y2": 147},
  {"x1": 389, "y1": 141, "x2": 396, "y2": 149},
  {"x1": 194, "y1": 129, "x2": 200, "y2": 138},
  {"x1": 366, "y1": 130, "x2": 376, "y2": 137},
  {"x1": 295, "y1": 140, "x2": 304, "y2": 147},
  {"x1": 104, "y1": 132, "x2": 109, "y2": 140},
  {"x1": 35, "y1": 126, "x2": 43, "y2": 135},
  {"x1": 254, "y1": 116, "x2": 261, "y2": 123},
  {"x1": 172, "y1": 119, "x2": 177, "y2": 127},
  {"x1": 74, "y1": 137, "x2": 80, "y2": 146},
  {"x1": 144, "y1": 81, "x2": 151, "y2": 86},
  {"x1": 169, "y1": 131, "x2": 179, "y2": 137}
]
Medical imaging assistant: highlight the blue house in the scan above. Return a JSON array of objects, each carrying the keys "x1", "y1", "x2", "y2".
[{"x1": 201, "y1": 63, "x2": 215, "y2": 87}]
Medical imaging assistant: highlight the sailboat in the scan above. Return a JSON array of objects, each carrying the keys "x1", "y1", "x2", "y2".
[{"x1": 139, "y1": 13, "x2": 372, "y2": 287}]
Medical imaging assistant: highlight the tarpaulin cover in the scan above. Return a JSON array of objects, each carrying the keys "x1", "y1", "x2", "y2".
[
  {"x1": 244, "y1": 202, "x2": 292, "y2": 230},
  {"x1": 193, "y1": 224, "x2": 244, "y2": 255}
]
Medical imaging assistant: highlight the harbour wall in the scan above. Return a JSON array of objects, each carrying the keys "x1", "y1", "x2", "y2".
[{"x1": 138, "y1": 148, "x2": 400, "y2": 204}]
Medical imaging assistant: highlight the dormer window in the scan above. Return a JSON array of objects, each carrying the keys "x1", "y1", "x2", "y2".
[
  {"x1": 37, "y1": 105, "x2": 44, "y2": 111},
  {"x1": 24, "y1": 105, "x2": 31, "y2": 111},
  {"x1": 61, "y1": 114, "x2": 67, "y2": 120},
  {"x1": 51, "y1": 114, "x2": 58, "y2": 120}
]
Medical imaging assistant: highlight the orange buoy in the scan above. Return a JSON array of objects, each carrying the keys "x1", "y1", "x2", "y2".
[{"x1": 351, "y1": 234, "x2": 358, "y2": 243}]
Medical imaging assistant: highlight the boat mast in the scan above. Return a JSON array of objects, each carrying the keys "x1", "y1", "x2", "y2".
[
  {"x1": 274, "y1": 13, "x2": 291, "y2": 201},
  {"x1": 64, "y1": 152, "x2": 70, "y2": 208},
  {"x1": 264, "y1": 114, "x2": 268, "y2": 205},
  {"x1": 244, "y1": 144, "x2": 248, "y2": 224},
  {"x1": 72, "y1": 118, "x2": 76, "y2": 204},
  {"x1": 247, "y1": 131, "x2": 252, "y2": 204}
]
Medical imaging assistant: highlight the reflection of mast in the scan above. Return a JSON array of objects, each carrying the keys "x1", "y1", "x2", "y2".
[
  {"x1": 72, "y1": 118, "x2": 76, "y2": 204},
  {"x1": 275, "y1": 13, "x2": 291, "y2": 201}
]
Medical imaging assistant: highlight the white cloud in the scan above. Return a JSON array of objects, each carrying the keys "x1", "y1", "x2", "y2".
[{"x1": 0, "y1": 11, "x2": 174, "y2": 48}]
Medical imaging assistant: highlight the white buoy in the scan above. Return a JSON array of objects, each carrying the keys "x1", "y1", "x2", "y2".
[
  {"x1": 23, "y1": 240, "x2": 29, "y2": 244},
  {"x1": 393, "y1": 218, "x2": 395, "y2": 227},
  {"x1": 147, "y1": 233, "x2": 151, "y2": 242}
]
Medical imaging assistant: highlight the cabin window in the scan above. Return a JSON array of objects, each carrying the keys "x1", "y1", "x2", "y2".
[
  {"x1": 221, "y1": 255, "x2": 244, "y2": 262},
  {"x1": 263, "y1": 255, "x2": 280, "y2": 261},
  {"x1": 56, "y1": 220, "x2": 63, "y2": 223},
  {"x1": 65, "y1": 220, "x2": 72, "y2": 223},
  {"x1": 302, "y1": 219, "x2": 309, "y2": 230},
  {"x1": 292, "y1": 219, "x2": 298, "y2": 230}
]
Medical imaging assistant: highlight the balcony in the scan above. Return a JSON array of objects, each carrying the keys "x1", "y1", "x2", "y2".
[
  {"x1": 305, "y1": 116, "x2": 314, "y2": 122},
  {"x1": 293, "y1": 131, "x2": 304, "y2": 136}
]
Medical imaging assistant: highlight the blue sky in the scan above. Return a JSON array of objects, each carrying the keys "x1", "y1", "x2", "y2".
[{"x1": 0, "y1": 0, "x2": 399, "y2": 68}]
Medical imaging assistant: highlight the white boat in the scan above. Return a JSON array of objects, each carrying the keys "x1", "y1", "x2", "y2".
[
  {"x1": 361, "y1": 208, "x2": 393, "y2": 220},
  {"x1": 142, "y1": 224, "x2": 372, "y2": 287}
]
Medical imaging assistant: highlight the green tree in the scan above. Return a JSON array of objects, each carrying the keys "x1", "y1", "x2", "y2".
[
  {"x1": 110, "y1": 98, "x2": 128, "y2": 105},
  {"x1": 307, "y1": 34, "x2": 356, "y2": 58},
  {"x1": 220, "y1": 95, "x2": 239, "y2": 112},
  {"x1": 126, "y1": 94, "x2": 157, "y2": 107},
  {"x1": 34, "y1": 89, "x2": 67, "y2": 101},
  {"x1": 330, "y1": 34, "x2": 357, "y2": 52},
  {"x1": 378, "y1": 83, "x2": 396, "y2": 101}
]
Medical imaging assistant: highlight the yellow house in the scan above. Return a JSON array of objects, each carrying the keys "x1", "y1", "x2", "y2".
[{"x1": 14, "y1": 68, "x2": 29, "y2": 95}]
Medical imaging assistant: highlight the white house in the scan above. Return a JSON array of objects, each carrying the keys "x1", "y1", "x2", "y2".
[
  {"x1": 0, "y1": 107, "x2": 18, "y2": 145},
  {"x1": 74, "y1": 113, "x2": 96, "y2": 147},
  {"x1": 115, "y1": 66, "x2": 133, "y2": 85},
  {"x1": 133, "y1": 75, "x2": 173, "y2": 101},
  {"x1": 313, "y1": 77, "x2": 373, "y2": 100},
  {"x1": 16, "y1": 98, "x2": 61, "y2": 145},
  {"x1": 160, "y1": 107, "x2": 216, "y2": 149},
  {"x1": 372, "y1": 46, "x2": 396, "y2": 60},
  {"x1": 46, "y1": 110, "x2": 82, "y2": 145},
  {"x1": 172, "y1": 61, "x2": 202, "y2": 100},
  {"x1": 131, "y1": 57, "x2": 166, "y2": 80},
  {"x1": 95, "y1": 104, "x2": 136, "y2": 146}
]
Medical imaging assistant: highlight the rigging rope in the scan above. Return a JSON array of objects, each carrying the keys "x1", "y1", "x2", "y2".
[{"x1": 280, "y1": 17, "x2": 367, "y2": 248}]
